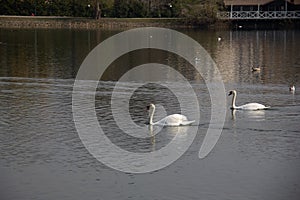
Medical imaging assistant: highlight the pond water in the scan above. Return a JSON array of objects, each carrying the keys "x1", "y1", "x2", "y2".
[{"x1": 0, "y1": 28, "x2": 300, "y2": 200}]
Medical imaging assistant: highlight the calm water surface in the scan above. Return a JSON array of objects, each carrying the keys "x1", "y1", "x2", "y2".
[{"x1": 0, "y1": 28, "x2": 300, "y2": 200}]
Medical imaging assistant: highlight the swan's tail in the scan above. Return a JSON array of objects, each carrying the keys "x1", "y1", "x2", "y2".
[
  {"x1": 261, "y1": 106, "x2": 271, "y2": 110},
  {"x1": 180, "y1": 120, "x2": 195, "y2": 126}
]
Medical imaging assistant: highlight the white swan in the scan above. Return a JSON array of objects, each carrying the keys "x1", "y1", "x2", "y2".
[
  {"x1": 228, "y1": 90, "x2": 270, "y2": 110},
  {"x1": 147, "y1": 104, "x2": 194, "y2": 126}
]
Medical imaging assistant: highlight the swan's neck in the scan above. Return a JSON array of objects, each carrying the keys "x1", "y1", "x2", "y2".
[
  {"x1": 149, "y1": 106, "x2": 155, "y2": 125},
  {"x1": 231, "y1": 92, "x2": 237, "y2": 109}
]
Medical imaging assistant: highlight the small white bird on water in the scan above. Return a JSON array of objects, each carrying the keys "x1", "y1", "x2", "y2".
[
  {"x1": 289, "y1": 85, "x2": 295, "y2": 92},
  {"x1": 252, "y1": 66, "x2": 261, "y2": 72}
]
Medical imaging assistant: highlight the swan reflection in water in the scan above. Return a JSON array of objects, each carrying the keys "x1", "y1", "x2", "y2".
[
  {"x1": 148, "y1": 125, "x2": 156, "y2": 148},
  {"x1": 231, "y1": 109, "x2": 266, "y2": 121},
  {"x1": 148, "y1": 124, "x2": 190, "y2": 151}
]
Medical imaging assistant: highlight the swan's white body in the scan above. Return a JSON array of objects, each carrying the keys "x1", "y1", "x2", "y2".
[
  {"x1": 228, "y1": 90, "x2": 270, "y2": 110},
  {"x1": 147, "y1": 104, "x2": 194, "y2": 126}
]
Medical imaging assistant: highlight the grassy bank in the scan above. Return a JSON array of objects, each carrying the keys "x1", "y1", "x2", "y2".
[
  {"x1": 2, "y1": 16, "x2": 297, "y2": 30},
  {"x1": 0, "y1": 16, "x2": 228, "y2": 30}
]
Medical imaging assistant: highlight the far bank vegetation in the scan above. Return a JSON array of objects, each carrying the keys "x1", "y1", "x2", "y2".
[{"x1": 0, "y1": 0, "x2": 225, "y2": 25}]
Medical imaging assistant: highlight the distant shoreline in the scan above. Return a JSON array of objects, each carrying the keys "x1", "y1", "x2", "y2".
[
  {"x1": 0, "y1": 16, "x2": 299, "y2": 30},
  {"x1": 0, "y1": 16, "x2": 228, "y2": 30}
]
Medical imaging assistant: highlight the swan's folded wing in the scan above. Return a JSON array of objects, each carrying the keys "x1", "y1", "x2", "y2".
[
  {"x1": 163, "y1": 114, "x2": 193, "y2": 126},
  {"x1": 239, "y1": 103, "x2": 269, "y2": 110}
]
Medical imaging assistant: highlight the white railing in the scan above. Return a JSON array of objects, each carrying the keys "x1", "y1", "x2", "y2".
[{"x1": 218, "y1": 11, "x2": 300, "y2": 19}]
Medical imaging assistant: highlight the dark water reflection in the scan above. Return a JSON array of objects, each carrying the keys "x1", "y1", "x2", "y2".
[
  {"x1": 0, "y1": 28, "x2": 300, "y2": 200},
  {"x1": 0, "y1": 29, "x2": 119, "y2": 78},
  {"x1": 1, "y1": 29, "x2": 299, "y2": 83}
]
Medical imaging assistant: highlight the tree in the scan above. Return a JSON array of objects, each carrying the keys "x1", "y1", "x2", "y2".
[
  {"x1": 114, "y1": 0, "x2": 147, "y2": 18},
  {"x1": 178, "y1": 0, "x2": 224, "y2": 25},
  {"x1": 95, "y1": 0, "x2": 101, "y2": 19},
  {"x1": 0, "y1": 0, "x2": 224, "y2": 21}
]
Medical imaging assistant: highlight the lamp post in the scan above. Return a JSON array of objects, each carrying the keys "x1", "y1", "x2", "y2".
[
  {"x1": 169, "y1": 3, "x2": 172, "y2": 17},
  {"x1": 87, "y1": 4, "x2": 91, "y2": 17}
]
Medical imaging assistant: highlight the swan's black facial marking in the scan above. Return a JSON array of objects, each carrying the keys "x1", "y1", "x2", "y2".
[
  {"x1": 146, "y1": 105, "x2": 150, "y2": 110},
  {"x1": 228, "y1": 91, "x2": 233, "y2": 96}
]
